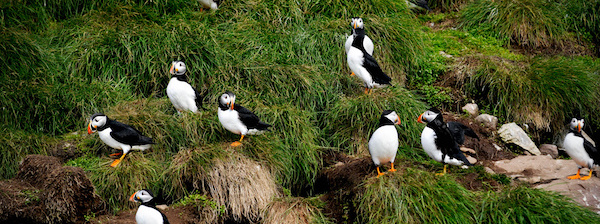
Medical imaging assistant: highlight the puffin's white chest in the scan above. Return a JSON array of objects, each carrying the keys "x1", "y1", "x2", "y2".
[
  {"x1": 564, "y1": 133, "x2": 594, "y2": 168},
  {"x1": 166, "y1": 78, "x2": 198, "y2": 113},
  {"x1": 218, "y1": 109, "x2": 246, "y2": 135},
  {"x1": 98, "y1": 128, "x2": 123, "y2": 150},
  {"x1": 368, "y1": 125, "x2": 399, "y2": 166},
  {"x1": 135, "y1": 205, "x2": 165, "y2": 224},
  {"x1": 347, "y1": 47, "x2": 374, "y2": 88}
]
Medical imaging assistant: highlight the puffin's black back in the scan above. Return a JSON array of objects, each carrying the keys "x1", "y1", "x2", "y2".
[{"x1": 427, "y1": 118, "x2": 471, "y2": 166}]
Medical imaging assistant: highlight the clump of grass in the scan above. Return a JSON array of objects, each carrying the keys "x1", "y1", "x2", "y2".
[
  {"x1": 460, "y1": 0, "x2": 569, "y2": 50},
  {"x1": 204, "y1": 155, "x2": 279, "y2": 222},
  {"x1": 355, "y1": 168, "x2": 475, "y2": 223},
  {"x1": 562, "y1": 0, "x2": 600, "y2": 56},
  {"x1": 68, "y1": 153, "x2": 161, "y2": 212},
  {"x1": 467, "y1": 56, "x2": 600, "y2": 132},
  {"x1": 321, "y1": 88, "x2": 427, "y2": 154},
  {"x1": 264, "y1": 197, "x2": 331, "y2": 224},
  {"x1": 476, "y1": 186, "x2": 600, "y2": 223},
  {"x1": 0, "y1": 128, "x2": 51, "y2": 179},
  {"x1": 429, "y1": 0, "x2": 472, "y2": 12}
]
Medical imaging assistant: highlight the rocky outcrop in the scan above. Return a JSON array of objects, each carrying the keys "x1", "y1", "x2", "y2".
[
  {"x1": 539, "y1": 144, "x2": 559, "y2": 159},
  {"x1": 498, "y1": 123, "x2": 541, "y2": 155},
  {"x1": 493, "y1": 155, "x2": 600, "y2": 213}
]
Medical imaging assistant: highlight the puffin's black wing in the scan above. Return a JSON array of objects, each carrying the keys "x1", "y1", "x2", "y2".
[
  {"x1": 583, "y1": 139, "x2": 600, "y2": 165},
  {"x1": 161, "y1": 211, "x2": 170, "y2": 224},
  {"x1": 108, "y1": 120, "x2": 154, "y2": 145},
  {"x1": 447, "y1": 122, "x2": 479, "y2": 145},
  {"x1": 431, "y1": 120, "x2": 472, "y2": 165},
  {"x1": 363, "y1": 54, "x2": 392, "y2": 85},
  {"x1": 191, "y1": 86, "x2": 207, "y2": 111},
  {"x1": 235, "y1": 104, "x2": 272, "y2": 130}
]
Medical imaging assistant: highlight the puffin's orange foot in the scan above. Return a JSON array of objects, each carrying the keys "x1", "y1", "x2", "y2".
[
  {"x1": 230, "y1": 141, "x2": 242, "y2": 147},
  {"x1": 435, "y1": 172, "x2": 445, "y2": 176},
  {"x1": 109, "y1": 152, "x2": 123, "y2": 157},
  {"x1": 350, "y1": 72, "x2": 355, "y2": 76},
  {"x1": 388, "y1": 168, "x2": 397, "y2": 172},
  {"x1": 110, "y1": 159, "x2": 122, "y2": 167},
  {"x1": 580, "y1": 175, "x2": 592, "y2": 180},
  {"x1": 567, "y1": 174, "x2": 581, "y2": 180},
  {"x1": 376, "y1": 172, "x2": 385, "y2": 178}
]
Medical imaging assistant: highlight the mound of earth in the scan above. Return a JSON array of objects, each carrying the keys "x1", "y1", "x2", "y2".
[{"x1": 0, "y1": 155, "x2": 105, "y2": 223}]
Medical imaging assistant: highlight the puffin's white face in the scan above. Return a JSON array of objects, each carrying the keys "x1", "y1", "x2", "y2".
[
  {"x1": 219, "y1": 92, "x2": 236, "y2": 110},
  {"x1": 384, "y1": 111, "x2": 401, "y2": 125},
  {"x1": 170, "y1": 61, "x2": 187, "y2": 75},
  {"x1": 129, "y1": 189, "x2": 154, "y2": 203},
  {"x1": 88, "y1": 114, "x2": 107, "y2": 134},
  {"x1": 352, "y1": 17, "x2": 364, "y2": 29},
  {"x1": 418, "y1": 110, "x2": 438, "y2": 124},
  {"x1": 570, "y1": 118, "x2": 584, "y2": 133}
]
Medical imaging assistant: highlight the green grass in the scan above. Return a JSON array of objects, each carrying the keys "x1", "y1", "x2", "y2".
[
  {"x1": 2, "y1": 0, "x2": 600, "y2": 222},
  {"x1": 460, "y1": 0, "x2": 570, "y2": 50},
  {"x1": 466, "y1": 56, "x2": 600, "y2": 132}
]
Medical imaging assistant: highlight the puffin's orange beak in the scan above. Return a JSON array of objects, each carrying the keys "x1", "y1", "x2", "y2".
[
  {"x1": 87, "y1": 121, "x2": 93, "y2": 134},
  {"x1": 417, "y1": 114, "x2": 424, "y2": 123},
  {"x1": 129, "y1": 192, "x2": 137, "y2": 202},
  {"x1": 396, "y1": 119, "x2": 401, "y2": 125},
  {"x1": 230, "y1": 102, "x2": 234, "y2": 110},
  {"x1": 353, "y1": 23, "x2": 357, "y2": 29},
  {"x1": 578, "y1": 123, "x2": 582, "y2": 133},
  {"x1": 169, "y1": 63, "x2": 174, "y2": 74}
]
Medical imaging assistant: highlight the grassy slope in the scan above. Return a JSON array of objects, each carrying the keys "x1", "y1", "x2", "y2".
[{"x1": 2, "y1": 0, "x2": 600, "y2": 222}]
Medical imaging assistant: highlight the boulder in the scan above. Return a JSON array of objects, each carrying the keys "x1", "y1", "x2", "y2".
[
  {"x1": 493, "y1": 155, "x2": 600, "y2": 213},
  {"x1": 462, "y1": 103, "x2": 479, "y2": 117},
  {"x1": 475, "y1": 114, "x2": 498, "y2": 130},
  {"x1": 498, "y1": 123, "x2": 541, "y2": 155},
  {"x1": 539, "y1": 144, "x2": 559, "y2": 159}
]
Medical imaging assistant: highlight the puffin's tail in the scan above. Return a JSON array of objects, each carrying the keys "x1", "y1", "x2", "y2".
[
  {"x1": 463, "y1": 127, "x2": 479, "y2": 140},
  {"x1": 257, "y1": 121, "x2": 272, "y2": 131},
  {"x1": 452, "y1": 151, "x2": 473, "y2": 166}
]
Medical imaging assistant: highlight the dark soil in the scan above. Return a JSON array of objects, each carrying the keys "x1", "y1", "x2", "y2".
[
  {"x1": 0, "y1": 155, "x2": 105, "y2": 224},
  {"x1": 92, "y1": 205, "x2": 192, "y2": 224}
]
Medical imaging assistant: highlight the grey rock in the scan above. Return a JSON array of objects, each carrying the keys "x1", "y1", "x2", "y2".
[
  {"x1": 539, "y1": 144, "x2": 559, "y2": 159},
  {"x1": 475, "y1": 114, "x2": 498, "y2": 130},
  {"x1": 498, "y1": 123, "x2": 541, "y2": 155},
  {"x1": 462, "y1": 103, "x2": 479, "y2": 117}
]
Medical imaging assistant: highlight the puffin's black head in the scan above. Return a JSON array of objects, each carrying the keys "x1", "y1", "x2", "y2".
[
  {"x1": 569, "y1": 117, "x2": 584, "y2": 133},
  {"x1": 380, "y1": 110, "x2": 401, "y2": 125},
  {"x1": 218, "y1": 91, "x2": 236, "y2": 110},
  {"x1": 351, "y1": 17, "x2": 364, "y2": 30},
  {"x1": 129, "y1": 189, "x2": 154, "y2": 203},
  {"x1": 418, "y1": 107, "x2": 441, "y2": 124},
  {"x1": 88, "y1": 113, "x2": 108, "y2": 134},
  {"x1": 169, "y1": 60, "x2": 187, "y2": 76}
]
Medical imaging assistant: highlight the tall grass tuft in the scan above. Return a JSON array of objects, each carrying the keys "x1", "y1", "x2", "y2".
[
  {"x1": 0, "y1": 128, "x2": 51, "y2": 179},
  {"x1": 429, "y1": 0, "x2": 472, "y2": 12},
  {"x1": 460, "y1": 0, "x2": 569, "y2": 50},
  {"x1": 467, "y1": 56, "x2": 600, "y2": 132},
  {"x1": 562, "y1": 0, "x2": 600, "y2": 55},
  {"x1": 355, "y1": 168, "x2": 475, "y2": 223}
]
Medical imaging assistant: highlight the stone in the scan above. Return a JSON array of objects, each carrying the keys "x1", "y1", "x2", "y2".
[
  {"x1": 493, "y1": 143, "x2": 503, "y2": 151},
  {"x1": 460, "y1": 147, "x2": 476, "y2": 154},
  {"x1": 494, "y1": 155, "x2": 600, "y2": 213},
  {"x1": 498, "y1": 123, "x2": 541, "y2": 155},
  {"x1": 475, "y1": 114, "x2": 498, "y2": 130},
  {"x1": 484, "y1": 167, "x2": 495, "y2": 174},
  {"x1": 156, "y1": 204, "x2": 169, "y2": 210},
  {"x1": 466, "y1": 156, "x2": 477, "y2": 164},
  {"x1": 539, "y1": 144, "x2": 559, "y2": 159},
  {"x1": 462, "y1": 103, "x2": 479, "y2": 117}
]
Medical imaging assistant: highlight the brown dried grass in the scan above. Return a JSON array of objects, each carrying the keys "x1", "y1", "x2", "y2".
[
  {"x1": 205, "y1": 155, "x2": 279, "y2": 222},
  {"x1": 263, "y1": 198, "x2": 317, "y2": 224}
]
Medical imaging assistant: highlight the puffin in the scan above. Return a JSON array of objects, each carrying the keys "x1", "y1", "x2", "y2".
[
  {"x1": 417, "y1": 108, "x2": 477, "y2": 175},
  {"x1": 130, "y1": 189, "x2": 170, "y2": 224},
  {"x1": 346, "y1": 25, "x2": 391, "y2": 94},
  {"x1": 166, "y1": 61, "x2": 205, "y2": 113},
  {"x1": 198, "y1": 0, "x2": 219, "y2": 10},
  {"x1": 87, "y1": 113, "x2": 154, "y2": 167},
  {"x1": 406, "y1": 0, "x2": 432, "y2": 13},
  {"x1": 368, "y1": 110, "x2": 401, "y2": 178},
  {"x1": 218, "y1": 91, "x2": 271, "y2": 147},
  {"x1": 344, "y1": 17, "x2": 374, "y2": 57},
  {"x1": 563, "y1": 117, "x2": 600, "y2": 180}
]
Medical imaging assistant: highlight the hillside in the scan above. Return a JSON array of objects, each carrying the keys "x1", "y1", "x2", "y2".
[{"x1": 2, "y1": 0, "x2": 600, "y2": 223}]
